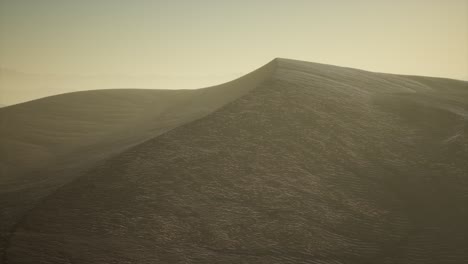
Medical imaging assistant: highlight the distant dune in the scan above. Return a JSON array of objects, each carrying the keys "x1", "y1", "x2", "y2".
[
  {"x1": 0, "y1": 68, "x2": 243, "y2": 106},
  {"x1": 1, "y1": 59, "x2": 467, "y2": 263}
]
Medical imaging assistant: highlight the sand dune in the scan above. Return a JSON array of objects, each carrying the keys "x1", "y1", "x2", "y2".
[
  {"x1": 1, "y1": 58, "x2": 467, "y2": 263},
  {"x1": 0, "y1": 68, "x2": 244, "y2": 106},
  {"x1": 0, "y1": 60, "x2": 275, "y2": 261}
]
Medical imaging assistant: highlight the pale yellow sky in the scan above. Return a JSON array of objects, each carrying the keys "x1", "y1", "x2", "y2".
[{"x1": 0, "y1": 0, "x2": 467, "y2": 105}]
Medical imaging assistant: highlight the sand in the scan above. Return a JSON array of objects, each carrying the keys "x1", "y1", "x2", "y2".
[{"x1": 1, "y1": 58, "x2": 467, "y2": 263}]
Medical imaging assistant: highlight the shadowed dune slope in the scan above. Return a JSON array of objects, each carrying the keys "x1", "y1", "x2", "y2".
[
  {"x1": 0, "y1": 60, "x2": 276, "y2": 260},
  {"x1": 3, "y1": 58, "x2": 468, "y2": 263}
]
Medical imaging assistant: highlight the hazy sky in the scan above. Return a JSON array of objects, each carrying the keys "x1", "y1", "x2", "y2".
[{"x1": 0, "y1": 0, "x2": 467, "y2": 103}]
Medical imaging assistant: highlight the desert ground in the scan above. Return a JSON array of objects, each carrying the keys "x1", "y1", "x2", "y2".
[{"x1": 1, "y1": 58, "x2": 467, "y2": 263}]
